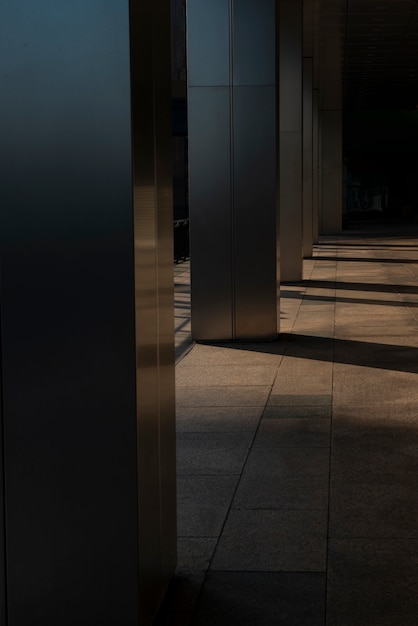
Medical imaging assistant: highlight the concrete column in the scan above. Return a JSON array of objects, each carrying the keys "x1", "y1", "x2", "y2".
[
  {"x1": 279, "y1": 0, "x2": 303, "y2": 282},
  {"x1": 320, "y1": 109, "x2": 343, "y2": 234},
  {"x1": 187, "y1": 0, "x2": 279, "y2": 341},
  {"x1": 303, "y1": 57, "x2": 314, "y2": 258},
  {"x1": 0, "y1": 2, "x2": 176, "y2": 625},
  {"x1": 313, "y1": 89, "x2": 320, "y2": 243}
]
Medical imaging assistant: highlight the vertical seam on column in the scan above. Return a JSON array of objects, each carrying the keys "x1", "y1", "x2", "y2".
[
  {"x1": 229, "y1": 0, "x2": 236, "y2": 339},
  {"x1": 0, "y1": 263, "x2": 8, "y2": 624}
]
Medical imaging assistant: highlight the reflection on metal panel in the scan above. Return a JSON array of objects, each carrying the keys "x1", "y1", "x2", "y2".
[
  {"x1": 0, "y1": 1, "x2": 176, "y2": 624},
  {"x1": 188, "y1": 87, "x2": 233, "y2": 340},
  {"x1": 233, "y1": 0, "x2": 276, "y2": 86},
  {"x1": 187, "y1": 0, "x2": 279, "y2": 341},
  {"x1": 279, "y1": 0, "x2": 303, "y2": 282},
  {"x1": 187, "y1": 0, "x2": 230, "y2": 87},
  {"x1": 303, "y1": 58, "x2": 314, "y2": 258},
  {"x1": 0, "y1": 3, "x2": 139, "y2": 624},
  {"x1": 150, "y1": 0, "x2": 177, "y2": 595},
  {"x1": 0, "y1": 294, "x2": 5, "y2": 626},
  {"x1": 130, "y1": 0, "x2": 177, "y2": 621},
  {"x1": 280, "y1": 132, "x2": 303, "y2": 281},
  {"x1": 233, "y1": 86, "x2": 277, "y2": 338},
  {"x1": 313, "y1": 90, "x2": 320, "y2": 243},
  {"x1": 279, "y1": 0, "x2": 303, "y2": 133}
]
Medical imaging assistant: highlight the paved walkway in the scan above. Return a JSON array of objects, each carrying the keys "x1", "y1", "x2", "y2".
[{"x1": 161, "y1": 221, "x2": 418, "y2": 625}]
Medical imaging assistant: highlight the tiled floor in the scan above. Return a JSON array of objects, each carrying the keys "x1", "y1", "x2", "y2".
[{"x1": 160, "y1": 221, "x2": 418, "y2": 625}]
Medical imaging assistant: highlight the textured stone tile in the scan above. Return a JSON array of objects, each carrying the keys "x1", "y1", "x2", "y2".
[
  {"x1": 177, "y1": 537, "x2": 218, "y2": 573},
  {"x1": 331, "y1": 403, "x2": 418, "y2": 426},
  {"x1": 176, "y1": 432, "x2": 252, "y2": 475},
  {"x1": 272, "y1": 361, "x2": 334, "y2": 393},
  {"x1": 327, "y1": 538, "x2": 418, "y2": 617},
  {"x1": 332, "y1": 364, "x2": 418, "y2": 405},
  {"x1": 233, "y1": 472, "x2": 329, "y2": 510},
  {"x1": 263, "y1": 405, "x2": 332, "y2": 419},
  {"x1": 176, "y1": 385, "x2": 271, "y2": 407},
  {"x1": 211, "y1": 509, "x2": 327, "y2": 571},
  {"x1": 331, "y1": 435, "x2": 418, "y2": 475},
  {"x1": 268, "y1": 394, "x2": 332, "y2": 407},
  {"x1": 180, "y1": 343, "x2": 285, "y2": 366},
  {"x1": 177, "y1": 476, "x2": 239, "y2": 537},
  {"x1": 176, "y1": 406, "x2": 263, "y2": 433},
  {"x1": 253, "y1": 419, "x2": 330, "y2": 448},
  {"x1": 333, "y1": 341, "x2": 418, "y2": 373},
  {"x1": 175, "y1": 364, "x2": 277, "y2": 387},
  {"x1": 242, "y1": 446, "x2": 330, "y2": 477},
  {"x1": 191, "y1": 572, "x2": 326, "y2": 626},
  {"x1": 329, "y1": 473, "x2": 418, "y2": 538}
]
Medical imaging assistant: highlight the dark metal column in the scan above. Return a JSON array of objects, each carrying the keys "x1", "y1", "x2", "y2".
[
  {"x1": 279, "y1": 0, "x2": 303, "y2": 282},
  {"x1": 187, "y1": 0, "x2": 279, "y2": 341},
  {"x1": 0, "y1": 1, "x2": 175, "y2": 624}
]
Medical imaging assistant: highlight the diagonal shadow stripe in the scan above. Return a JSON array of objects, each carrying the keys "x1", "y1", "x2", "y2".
[
  {"x1": 204, "y1": 334, "x2": 418, "y2": 375},
  {"x1": 281, "y1": 291, "x2": 418, "y2": 308},
  {"x1": 299, "y1": 280, "x2": 418, "y2": 295}
]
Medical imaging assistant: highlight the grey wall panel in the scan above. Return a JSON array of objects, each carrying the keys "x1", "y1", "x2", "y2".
[
  {"x1": 187, "y1": 0, "x2": 230, "y2": 86},
  {"x1": 233, "y1": 0, "x2": 276, "y2": 86},
  {"x1": 233, "y1": 86, "x2": 278, "y2": 338},
  {"x1": 279, "y1": 0, "x2": 302, "y2": 132},
  {"x1": 188, "y1": 87, "x2": 233, "y2": 340},
  {"x1": 280, "y1": 132, "x2": 303, "y2": 281}
]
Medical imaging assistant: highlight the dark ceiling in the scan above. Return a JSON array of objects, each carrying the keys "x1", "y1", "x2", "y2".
[{"x1": 317, "y1": 0, "x2": 418, "y2": 110}]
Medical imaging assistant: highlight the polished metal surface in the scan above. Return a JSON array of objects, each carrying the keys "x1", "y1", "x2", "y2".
[
  {"x1": 188, "y1": 87, "x2": 233, "y2": 340},
  {"x1": 187, "y1": 0, "x2": 230, "y2": 86},
  {"x1": 127, "y1": 0, "x2": 177, "y2": 621},
  {"x1": 279, "y1": 0, "x2": 303, "y2": 282},
  {"x1": 233, "y1": 0, "x2": 276, "y2": 86},
  {"x1": 233, "y1": 85, "x2": 277, "y2": 338},
  {"x1": 0, "y1": 311, "x2": 5, "y2": 625},
  {"x1": 187, "y1": 0, "x2": 279, "y2": 341},
  {"x1": 280, "y1": 133, "x2": 304, "y2": 281},
  {"x1": 312, "y1": 89, "x2": 320, "y2": 244},
  {"x1": 303, "y1": 58, "x2": 314, "y2": 258},
  {"x1": 0, "y1": 1, "x2": 175, "y2": 624}
]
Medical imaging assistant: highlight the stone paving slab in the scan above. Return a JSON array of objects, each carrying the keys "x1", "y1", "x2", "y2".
[{"x1": 158, "y1": 224, "x2": 418, "y2": 625}]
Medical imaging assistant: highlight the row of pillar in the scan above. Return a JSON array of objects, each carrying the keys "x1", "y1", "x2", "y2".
[{"x1": 188, "y1": 0, "x2": 343, "y2": 341}]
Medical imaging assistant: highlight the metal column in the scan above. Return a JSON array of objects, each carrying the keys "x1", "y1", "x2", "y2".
[
  {"x1": 187, "y1": 0, "x2": 279, "y2": 341},
  {"x1": 279, "y1": 0, "x2": 303, "y2": 282},
  {"x1": 303, "y1": 57, "x2": 314, "y2": 258},
  {"x1": 320, "y1": 110, "x2": 343, "y2": 234},
  {"x1": 0, "y1": 1, "x2": 176, "y2": 624}
]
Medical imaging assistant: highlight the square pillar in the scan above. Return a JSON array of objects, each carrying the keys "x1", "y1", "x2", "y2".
[
  {"x1": 303, "y1": 57, "x2": 314, "y2": 258},
  {"x1": 313, "y1": 89, "x2": 320, "y2": 244},
  {"x1": 320, "y1": 109, "x2": 343, "y2": 234},
  {"x1": 279, "y1": 0, "x2": 303, "y2": 282},
  {"x1": 187, "y1": 0, "x2": 279, "y2": 341},
  {"x1": 0, "y1": 2, "x2": 176, "y2": 624}
]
